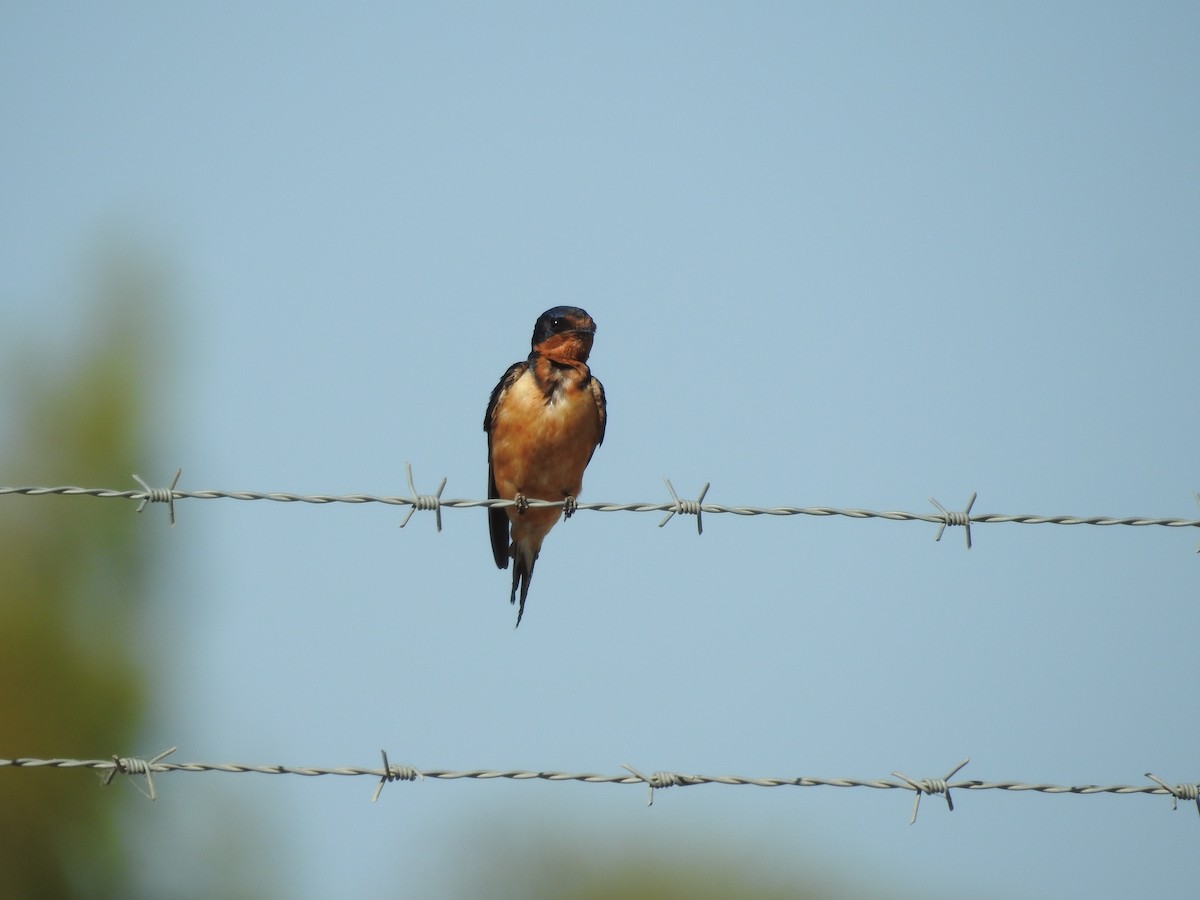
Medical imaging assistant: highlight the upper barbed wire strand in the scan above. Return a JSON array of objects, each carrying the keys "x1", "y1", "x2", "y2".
[{"x1": 1, "y1": 471, "x2": 1198, "y2": 541}]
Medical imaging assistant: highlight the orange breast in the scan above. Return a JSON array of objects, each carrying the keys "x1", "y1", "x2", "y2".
[{"x1": 489, "y1": 369, "x2": 602, "y2": 507}]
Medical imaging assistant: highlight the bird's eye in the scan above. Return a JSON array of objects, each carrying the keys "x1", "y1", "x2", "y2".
[{"x1": 550, "y1": 317, "x2": 563, "y2": 329}]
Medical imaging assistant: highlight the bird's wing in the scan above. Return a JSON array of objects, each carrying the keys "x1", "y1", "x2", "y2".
[
  {"x1": 590, "y1": 374, "x2": 607, "y2": 450},
  {"x1": 484, "y1": 360, "x2": 528, "y2": 568}
]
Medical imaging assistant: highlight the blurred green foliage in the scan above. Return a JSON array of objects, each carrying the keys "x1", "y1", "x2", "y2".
[
  {"x1": 0, "y1": 258, "x2": 162, "y2": 899},
  {"x1": 447, "y1": 818, "x2": 915, "y2": 900}
]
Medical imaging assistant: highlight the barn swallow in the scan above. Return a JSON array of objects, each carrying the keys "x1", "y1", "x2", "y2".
[{"x1": 484, "y1": 306, "x2": 607, "y2": 627}]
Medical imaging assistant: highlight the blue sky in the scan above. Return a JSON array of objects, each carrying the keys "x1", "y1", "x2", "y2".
[{"x1": 3, "y1": 3, "x2": 1199, "y2": 897}]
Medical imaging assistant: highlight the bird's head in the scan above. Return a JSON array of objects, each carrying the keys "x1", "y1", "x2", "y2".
[{"x1": 530, "y1": 306, "x2": 596, "y2": 363}]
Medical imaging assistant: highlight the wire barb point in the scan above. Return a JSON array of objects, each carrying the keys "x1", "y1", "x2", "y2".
[
  {"x1": 930, "y1": 492, "x2": 976, "y2": 549},
  {"x1": 892, "y1": 757, "x2": 970, "y2": 824},
  {"x1": 622, "y1": 763, "x2": 693, "y2": 806},
  {"x1": 1145, "y1": 773, "x2": 1200, "y2": 816},
  {"x1": 399, "y1": 463, "x2": 446, "y2": 531},
  {"x1": 659, "y1": 479, "x2": 710, "y2": 534},
  {"x1": 372, "y1": 749, "x2": 422, "y2": 802},
  {"x1": 132, "y1": 469, "x2": 182, "y2": 525},
  {"x1": 103, "y1": 746, "x2": 176, "y2": 801}
]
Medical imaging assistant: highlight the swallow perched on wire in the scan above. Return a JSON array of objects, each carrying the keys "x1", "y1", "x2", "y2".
[{"x1": 484, "y1": 306, "x2": 607, "y2": 627}]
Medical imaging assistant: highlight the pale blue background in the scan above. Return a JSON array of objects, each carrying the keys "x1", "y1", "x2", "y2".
[{"x1": 3, "y1": 3, "x2": 1199, "y2": 898}]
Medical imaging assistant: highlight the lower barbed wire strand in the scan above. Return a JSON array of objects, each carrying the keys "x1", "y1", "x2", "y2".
[{"x1": 0, "y1": 755, "x2": 1189, "y2": 813}]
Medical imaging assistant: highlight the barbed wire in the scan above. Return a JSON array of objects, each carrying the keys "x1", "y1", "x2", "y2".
[
  {"x1": 1, "y1": 467, "x2": 1198, "y2": 549},
  {"x1": 3, "y1": 751, "x2": 1197, "y2": 822}
]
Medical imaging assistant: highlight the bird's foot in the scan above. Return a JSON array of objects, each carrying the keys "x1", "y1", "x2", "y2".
[
  {"x1": 514, "y1": 493, "x2": 529, "y2": 515},
  {"x1": 563, "y1": 495, "x2": 577, "y2": 519}
]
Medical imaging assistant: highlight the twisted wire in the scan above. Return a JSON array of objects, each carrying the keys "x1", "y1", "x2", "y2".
[
  {"x1": 2, "y1": 754, "x2": 1196, "y2": 821},
  {"x1": 2, "y1": 472, "x2": 1198, "y2": 540}
]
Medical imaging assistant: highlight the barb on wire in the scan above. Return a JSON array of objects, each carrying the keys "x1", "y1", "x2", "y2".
[
  {"x1": 930, "y1": 493, "x2": 976, "y2": 549},
  {"x1": 1145, "y1": 773, "x2": 1200, "y2": 816},
  {"x1": 372, "y1": 749, "x2": 423, "y2": 802},
  {"x1": 3, "y1": 752, "x2": 1197, "y2": 825},
  {"x1": 892, "y1": 757, "x2": 971, "y2": 824},
  {"x1": 621, "y1": 763, "x2": 704, "y2": 806},
  {"x1": 3, "y1": 475, "x2": 1200, "y2": 549},
  {"x1": 102, "y1": 747, "x2": 176, "y2": 801},
  {"x1": 398, "y1": 462, "x2": 446, "y2": 531},
  {"x1": 133, "y1": 469, "x2": 182, "y2": 525},
  {"x1": 658, "y1": 479, "x2": 709, "y2": 534}
]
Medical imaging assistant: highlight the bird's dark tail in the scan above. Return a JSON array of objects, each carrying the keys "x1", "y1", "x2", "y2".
[{"x1": 509, "y1": 544, "x2": 538, "y2": 628}]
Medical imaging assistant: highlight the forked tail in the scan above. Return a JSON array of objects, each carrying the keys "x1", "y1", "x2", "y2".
[{"x1": 509, "y1": 542, "x2": 538, "y2": 627}]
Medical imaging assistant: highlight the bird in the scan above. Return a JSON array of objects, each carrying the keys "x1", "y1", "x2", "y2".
[{"x1": 484, "y1": 306, "x2": 607, "y2": 627}]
